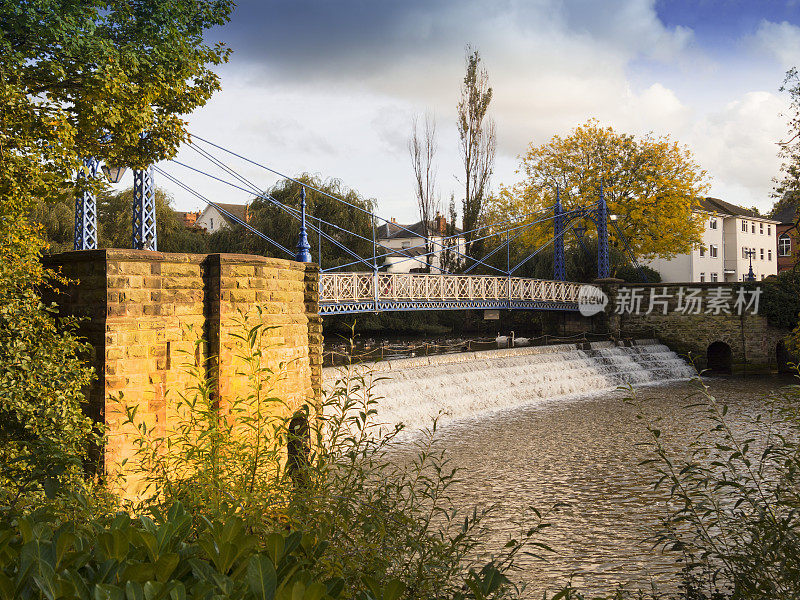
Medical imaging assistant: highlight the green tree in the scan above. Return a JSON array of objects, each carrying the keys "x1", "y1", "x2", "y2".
[
  {"x1": 457, "y1": 47, "x2": 496, "y2": 260},
  {"x1": 99, "y1": 187, "x2": 209, "y2": 253},
  {"x1": 209, "y1": 175, "x2": 377, "y2": 270},
  {"x1": 0, "y1": 0, "x2": 233, "y2": 505}
]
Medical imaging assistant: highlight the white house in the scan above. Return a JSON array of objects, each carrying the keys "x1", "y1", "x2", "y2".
[
  {"x1": 194, "y1": 203, "x2": 249, "y2": 234},
  {"x1": 646, "y1": 198, "x2": 779, "y2": 283},
  {"x1": 377, "y1": 214, "x2": 464, "y2": 273}
]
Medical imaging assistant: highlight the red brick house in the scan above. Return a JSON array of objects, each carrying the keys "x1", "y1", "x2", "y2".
[{"x1": 774, "y1": 203, "x2": 800, "y2": 273}]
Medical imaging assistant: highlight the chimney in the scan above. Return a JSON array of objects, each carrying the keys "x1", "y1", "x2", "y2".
[
  {"x1": 435, "y1": 212, "x2": 446, "y2": 234},
  {"x1": 390, "y1": 217, "x2": 397, "y2": 223}
]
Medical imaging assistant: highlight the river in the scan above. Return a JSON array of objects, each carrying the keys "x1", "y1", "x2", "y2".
[{"x1": 325, "y1": 343, "x2": 798, "y2": 597}]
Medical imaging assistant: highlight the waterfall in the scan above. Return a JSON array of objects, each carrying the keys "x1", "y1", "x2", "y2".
[{"x1": 322, "y1": 340, "x2": 695, "y2": 433}]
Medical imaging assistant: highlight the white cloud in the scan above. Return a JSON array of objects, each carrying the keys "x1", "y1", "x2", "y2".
[
  {"x1": 152, "y1": 1, "x2": 792, "y2": 226},
  {"x1": 753, "y1": 20, "x2": 800, "y2": 68},
  {"x1": 685, "y1": 91, "x2": 788, "y2": 211}
]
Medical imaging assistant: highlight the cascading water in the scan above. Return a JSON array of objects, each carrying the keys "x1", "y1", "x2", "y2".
[{"x1": 323, "y1": 340, "x2": 695, "y2": 432}]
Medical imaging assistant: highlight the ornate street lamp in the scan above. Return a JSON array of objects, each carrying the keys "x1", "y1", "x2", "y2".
[
  {"x1": 75, "y1": 157, "x2": 125, "y2": 250},
  {"x1": 101, "y1": 164, "x2": 127, "y2": 184},
  {"x1": 744, "y1": 249, "x2": 756, "y2": 282}
]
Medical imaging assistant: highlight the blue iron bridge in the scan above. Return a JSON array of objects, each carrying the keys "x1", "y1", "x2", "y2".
[
  {"x1": 319, "y1": 272, "x2": 603, "y2": 314},
  {"x1": 72, "y1": 134, "x2": 645, "y2": 315}
]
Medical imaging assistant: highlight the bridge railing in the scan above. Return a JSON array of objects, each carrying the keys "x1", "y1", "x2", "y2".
[{"x1": 319, "y1": 272, "x2": 593, "y2": 306}]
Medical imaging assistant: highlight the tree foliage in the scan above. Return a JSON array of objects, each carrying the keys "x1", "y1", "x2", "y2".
[
  {"x1": 0, "y1": 0, "x2": 233, "y2": 506},
  {"x1": 209, "y1": 175, "x2": 376, "y2": 270},
  {"x1": 409, "y1": 114, "x2": 439, "y2": 271},
  {"x1": 98, "y1": 187, "x2": 209, "y2": 253},
  {"x1": 487, "y1": 120, "x2": 708, "y2": 261},
  {"x1": 773, "y1": 68, "x2": 800, "y2": 216},
  {"x1": 457, "y1": 47, "x2": 496, "y2": 259}
]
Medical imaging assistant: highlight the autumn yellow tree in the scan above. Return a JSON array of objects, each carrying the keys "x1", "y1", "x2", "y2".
[{"x1": 487, "y1": 120, "x2": 709, "y2": 260}]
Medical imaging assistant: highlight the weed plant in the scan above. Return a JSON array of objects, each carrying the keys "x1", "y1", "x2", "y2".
[{"x1": 618, "y1": 376, "x2": 800, "y2": 600}]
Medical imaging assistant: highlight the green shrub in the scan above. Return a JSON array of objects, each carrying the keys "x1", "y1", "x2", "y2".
[
  {"x1": 0, "y1": 216, "x2": 102, "y2": 512},
  {"x1": 760, "y1": 269, "x2": 800, "y2": 329},
  {"x1": 0, "y1": 502, "x2": 373, "y2": 600}
]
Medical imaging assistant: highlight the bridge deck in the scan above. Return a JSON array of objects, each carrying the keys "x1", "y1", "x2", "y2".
[{"x1": 319, "y1": 272, "x2": 599, "y2": 314}]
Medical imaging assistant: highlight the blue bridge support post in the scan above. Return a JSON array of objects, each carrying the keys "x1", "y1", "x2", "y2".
[
  {"x1": 597, "y1": 183, "x2": 610, "y2": 279},
  {"x1": 295, "y1": 187, "x2": 312, "y2": 262},
  {"x1": 553, "y1": 185, "x2": 566, "y2": 281},
  {"x1": 132, "y1": 167, "x2": 158, "y2": 250},
  {"x1": 74, "y1": 157, "x2": 100, "y2": 250}
]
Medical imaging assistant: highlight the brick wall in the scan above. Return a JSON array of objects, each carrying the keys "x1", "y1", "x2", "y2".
[{"x1": 44, "y1": 250, "x2": 321, "y2": 498}]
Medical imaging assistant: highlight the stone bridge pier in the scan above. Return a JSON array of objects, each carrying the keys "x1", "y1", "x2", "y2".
[
  {"x1": 44, "y1": 250, "x2": 322, "y2": 498},
  {"x1": 595, "y1": 281, "x2": 792, "y2": 373}
]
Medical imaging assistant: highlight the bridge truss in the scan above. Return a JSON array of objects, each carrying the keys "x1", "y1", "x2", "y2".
[{"x1": 318, "y1": 272, "x2": 602, "y2": 314}]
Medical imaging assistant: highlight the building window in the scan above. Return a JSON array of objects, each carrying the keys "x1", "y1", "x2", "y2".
[
  {"x1": 768, "y1": 225, "x2": 771, "y2": 235},
  {"x1": 711, "y1": 273, "x2": 718, "y2": 282},
  {"x1": 761, "y1": 274, "x2": 765, "y2": 280},
  {"x1": 760, "y1": 223, "x2": 764, "y2": 234},
  {"x1": 760, "y1": 248, "x2": 764, "y2": 260},
  {"x1": 742, "y1": 220, "x2": 748, "y2": 232},
  {"x1": 699, "y1": 272, "x2": 705, "y2": 282},
  {"x1": 768, "y1": 249, "x2": 772, "y2": 261},
  {"x1": 752, "y1": 223, "x2": 756, "y2": 233},
  {"x1": 210, "y1": 218, "x2": 214, "y2": 230},
  {"x1": 699, "y1": 246, "x2": 705, "y2": 257},
  {"x1": 710, "y1": 244, "x2": 718, "y2": 258},
  {"x1": 742, "y1": 247, "x2": 749, "y2": 259},
  {"x1": 401, "y1": 241, "x2": 410, "y2": 248},
  {"x1": 709, "y1": 218, "x2": 717, "y2": 229},
  {"x1": 779, "y1": 234, "x2": 792, "y2": 256}
]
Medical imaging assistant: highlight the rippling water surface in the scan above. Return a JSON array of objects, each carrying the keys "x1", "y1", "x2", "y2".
[{"x1": 387, "y1": 376, "x2": 796, "y2": 597}]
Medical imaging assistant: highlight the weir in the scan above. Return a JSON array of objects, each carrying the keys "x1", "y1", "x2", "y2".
[{"x1": 324, "y1": 341, "x2": 695, "y2": 431}]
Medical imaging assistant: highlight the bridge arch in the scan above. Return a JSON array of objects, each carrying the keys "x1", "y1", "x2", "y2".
[{"x1": 706, "y1": 341, "x2": 732, "y2": 374}]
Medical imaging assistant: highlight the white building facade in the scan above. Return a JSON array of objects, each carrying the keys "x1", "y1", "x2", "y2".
[
  {"x1": 646, "y1": 198, "x2": 778, "y2": 283},
  {"x1": 378, "y1": 215, "x2": 465, "y2": 273}
]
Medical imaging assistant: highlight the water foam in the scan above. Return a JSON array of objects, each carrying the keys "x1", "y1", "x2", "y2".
[{"x1": 322, "y1": 340, "x2": 695, "y2": 432}]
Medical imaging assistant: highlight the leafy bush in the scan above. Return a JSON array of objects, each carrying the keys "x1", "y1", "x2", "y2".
[
  {"x1": 614, "y1": 264, "x2": 661, "y2": 283},
  {"x1": 0, "y1": 502, "x2": 385, "y2": 600},
  {"x1": 0, "y1": 216, "x2": 101, "y2": 511},
  {"x1": 759, "y1": 269, "x2": 800, "y2": 329}
]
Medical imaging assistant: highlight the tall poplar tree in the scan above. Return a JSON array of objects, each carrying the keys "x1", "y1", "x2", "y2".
[{"x1": 457, "y1": 47, "x2": 496, "y2": 260}]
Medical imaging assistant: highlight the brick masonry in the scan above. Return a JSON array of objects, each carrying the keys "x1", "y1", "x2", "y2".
[
  {"x1": 595, "y1": 281, "x2": 791, "y2": 371},
  {"x1": 43, "y1": 250, "x2": 321, "y2": 498}
]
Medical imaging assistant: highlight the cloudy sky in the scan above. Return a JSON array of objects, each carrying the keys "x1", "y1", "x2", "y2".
[{"x1": 152, "y1": 0, "x2": 800, "y2": 223}]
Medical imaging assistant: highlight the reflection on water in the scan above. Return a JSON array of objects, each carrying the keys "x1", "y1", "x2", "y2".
[{"x1": 388, "y1": 376, "x2": 797, "y2": 597}]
